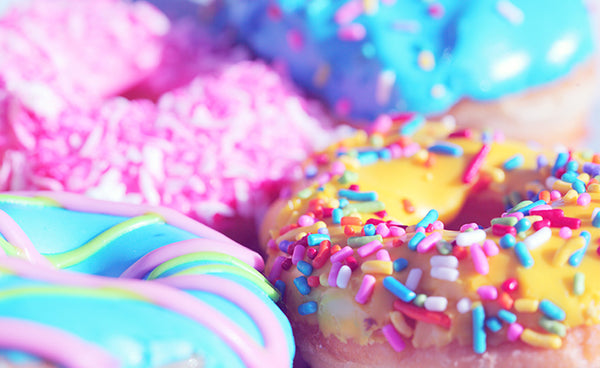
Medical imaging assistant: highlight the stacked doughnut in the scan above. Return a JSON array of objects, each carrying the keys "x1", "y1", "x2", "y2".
[
  {"x1": 0, "y1": 191, "x2": 295, "y2": 368},
  {"x1": 261, "y1": 115, "x2": 600, "y2": 367},
  {"x1": 216, "y1": 0, "x2": 596, "y2": 146}
]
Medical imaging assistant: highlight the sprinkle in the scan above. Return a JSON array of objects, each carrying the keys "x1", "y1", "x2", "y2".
[
  {"x1": 457, "y1": 298, "x2": 472, "y2": 314},
  {"x1": 268, "y1": 256, "x2": 286, "y2": 283},
  {"x1": 463, "y1": 144, "x2": 491, "y2": 184},
  {"x1": 400, "y1": 114, "x2": 425, "y2": 136},
  {"x1": 297, "y1": 260, "x2": 313, "y2": 276},
  {"x1": 436, "y1": 240, "x2": 453, "y2": 255},
  {"x1": 307, "y1": 276, "x2": 320, "y2": 288},
  {"x1": 513, "y1": 199, "x2": 547, "y2": 215},
  {"x1": 357, "y1": 240, "x2": 383, "y2": 258},
  {"x1": 328, "y1": 262, "x2": 343, "y2": 287},
  {"x1": 361, "y1": 260, "x2": 393, "y2": 275},
  {"x1": 312, "y1": 240, "x2": 331, "y2": 269},
  {"x1": 393, "y1": 300, "x2": 451, "y2": 329},
  {"x1": 298, "y1": 301, "x2": 318, "y2": 316},
  {"x1": 383, "y1": 276, "x2": 417, "y2": 302},
  {"x1": 501, "y1": 278, "x2": 519, "y2": 293},
  {"x1": 498, "y1": 309, "x2": 517, "y2": 324},
  {"x1": 415, "y1": 209, "x2": 439, "y2": 229},
  {"x1": 539, "y1": 299, "x2": 566, "y2": 321},
  {"x1": 402, "y1": 198, "x2": 415, "y2": 213},
  {"x1": 514, "y1": 242, "x2": 534, "y2": 268},
  {"x1": 428, "y1": 142, "x2": 463, "y2": 156},
  {"x1": 408, "y1": 232, "x2": 426, "y2": 251},
  {"x1": 485, "y1": 317, "x2": 503, "y2": 332},
  {"x1": 539, "y1": 317, "x2": 567, "y2": 337},
  {"x1": 482, "y1": 240, "x2": 499, "y2": 256},
  {"x1": 430, "y1": 267, "x2": 459, "y2": 281},
  {"x1": 470, "y1": 244, "x2": 489, "y2": 275},
  {"x1": 348, "y1": 235, "x2": 383, "y2": 248},
  {"x1": 523, "y1": 227, "x2": 552, "y2": 250},
  {"x1": 393, "y1": 258, "x2": 409, "y2": 272},
  {"x1": 514, "y1": 298, "x2": 539, "y2": 313},
  {"x1": 382, "y1": 324, "x2": 406, "y2": 352},
  {"x1": 507, "y1": 323, "x2": 524, "y2": 341},
  {"x1": 593, "y1": 210, "x2": 600, "y2": 228},
  {"x1": 292, "y1": 245, "x2": 306, "y2": 265},
  {"x1": 503, "y1": 154, "x2": 524, "y2": 171},
  {"x1": 294, "y1": 276, "x2": 311, "y2": 295},
  {"x1": 417, "y1": 232, "x2": 442, "y2": 253},
  {"x1": 274, "y1": 280, "x2": 286, "y2": 296},
  {"x1": 376, "y1": 223, "x2": 391, "y2": 237},
  {"x1": 328, "y1": 246, "x2": 352, "y2": 263},
  {"x1": 342, "y1": 201, "x2": 385, "y2": 216},
  {"x1": 514, "y1": 218, "x2": 531, "y2": 233},
  {"x1": 573, "y1": 272, "x2": 585, "y2": 296},
  {"x1": 477, "y1": 286, "x2": 498, "y2": 300},
  {"x1": 417, "y1": 50, "x2": 436, "y2": 71},
  {"x1": 405, "y1": 268, "x2": 423, "y2": 291},
  {"x1": 376, "y1": 249, "x2": 391, "y2": 261},
  {"x1": 472, "y1": 304, "x2": 487, "y2": 354},
  {"x1": 390, "y1": 311, "x2": 414, "y2": 338},
  {"x1": 491, "y1": 216, "x2": 518, "y2": 227},
  {"x1": 336, "y1": 265, "x2": 352, "y2": 288},
  {"x1": 559, "y1": 227, "x2": 572, "y2": 239},
  {"x1": 456, "y1": 229, "x2": 486, "y2": 247},
  {"x1": 341, "y1": 216, "x2": 362, "y2": 226},
  {"x1": 338, "y1": 189, "x2": 378, "y2": 202},
  {"x1": 430, "y1": 255, "x2": 458, "y2": 268},
  {"x1": 355, "y1": 274, "x2": 377, "y2": 304},
  {"x1": 552, "y1": 152, "x2": 569, "y2": 176},
  {"x1": 520, "y1": 329, "x2": 562, "y2": 349},
  {"x1": 493, "y1": 224, "x2": 517, "y2": 237},
  {"x1": 424, "y1": 296, "x2": 448, "y2": 312},
  {"x1": 308, "y1": 233, "x2": 331, "y2": 246},
  {"x1": 413, "y1": 294, "x2": 427, "y2": 307},
  {"x1": 568, "y1": 231, "x2": 590, "y2": 266}
]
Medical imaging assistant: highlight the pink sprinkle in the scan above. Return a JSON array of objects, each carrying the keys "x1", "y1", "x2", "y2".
[
  {"x1": 355, "y1": 274, "x2": 376, "y2": 304},
  {"x1": 330, "y1": 161, "x2": 346, "y2": 176},
  {"x1": 403, "y1": 142, "x2": 420, "y2": 157},
  {"x1": 376, "y1": 223, "x2": 391, "y2": 237},
  {"x1": 338, "y1": 23, "x2": 367, "y2": 41},
  {"x1": 330, "y1": 246, "x2": 354, "y2": 263},
  {"x1": 268, "y1": 256, "x2": 286, "y2": 283},
  {"x1": 416, "y1": 232, "x2": 442, "y2": 253},
  {"x1": 382, "y1": 324, "x2": 406, "y2": 352},
  {"x1": 550, "y1": 190, "x2": 562, "y2": 201},
  {"x1": 530, "y1": 204, "x2": 552, "y2": 212},
  {"x1": 432, "y1": 220, "x2": 444, "y2": 231},
  {"x1": 334, "y1": 0, "x2": 363, "y2": 24},
  {"x1": 416, "y1": 226, "x2": 425, "y2": 233},
  {"x1": 298, "y1": 215, "x2": 315, "y2": 227},
  {"x1": 460, "y1": 223, "x2": 478, "y2": 232},
  {"x1": 578, "y1": 193, "x2": 591, "y2": 206},
  {"x1": 376, "y1": 249, "x2": 391, "y2": 262},
  {"x1": 292, "y1": 245, "x2": 307, "y2": 265},
  {"x1": 389, "y1": 226, "x2": 406, "y2": 237},
  {"x1": 507, "y1": 323, "x2": 524, "y2": 341},
  {"x1": 357, "y1": 240, "x2": 383, "y2": 258},
  {"x1": 328, "y1": 262, "x2": 343, "y2": 287},
  {"x1": 286, "y1": 30, "x2": 304, "y2": 51},
  {"x1": 267, "y1": 238, "x2": 277, "y2": 251},
  {"x1": 477, "y1": 285, "x2": 498, "y2": 300},
  {"x1": 389, "y1": 144, "x2": 403, "y2": 158},
  {"x1": 470, "y1": 244, "x2": 489, "y2": 275},
  {"x1": 559, "y1": 227, "x2": 572, "y2": 239},
  {"x1": 372, "y1": 115, "x2": 393, "y2": 134},
  {"x1": 482, "y1": 239, "x2": 499, "y2": 257}
]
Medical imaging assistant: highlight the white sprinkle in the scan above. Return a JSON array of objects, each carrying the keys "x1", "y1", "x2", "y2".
[
  {"x1": 456, "y1": 229, "x2": 486, "y2": 247},
  {"x1": 424, "y1": 296, "x2": 448, "y2": 312},
  {"x1": 405, "y1": 268, "x2": 423, "y2": 291},
  {"x1": 336, "y1": 265, "x2": 352, "y2": 289},
  {"x1": 376, "y1": 70, "x2": 396, "y2": 106},
  {"x1": 496, "y1": 0, "x2": 524, "y2": 25},
  {"x1": 139, "y1": 168, "x2": 161, "y2": 205},
  {"x1": 430, "y1": 255, "x2": 458, "y2": 269},
  {"x1": 456, "y1": 297, "x2": 472, "y2": 314},
  {"x1": 430, "y1": 267, "x2": 459, "y2": 282},
  {"x1": 524, "y1": 226, "x2": 552, "y2": 250}
]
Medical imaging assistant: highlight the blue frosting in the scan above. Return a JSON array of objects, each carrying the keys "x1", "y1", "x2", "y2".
[
  {"x1": 0, "y1": 197, "x2": 295, "y2": 368},
  {"x1": 218, "y1": 0, "x2": 595, "y2": 120}
]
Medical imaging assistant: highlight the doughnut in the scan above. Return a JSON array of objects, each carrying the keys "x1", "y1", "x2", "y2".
[
  {"x1": 261, "y1": 115, "x2": 600, "y2": 367},
  {"x1": 215, "y1": 0, "x2": 596, "y2": 146},
  {"x1": 0, "y1": 191, "x2": 295, "y2": 367},
  {"x1": 0, "y1": 0, "x2": 337, "y2": 247}
]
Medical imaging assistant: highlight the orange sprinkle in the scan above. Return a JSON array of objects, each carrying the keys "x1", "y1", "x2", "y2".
[
  {"x1": 341, "y1": 216, "x2": 363, "y2": 226},
  {"x1": 344, "y1": 225, "x2": 357, "y2": 236},
  {"x1": 539, "y1": 190, "x2": 551, "y2": 204},
  {"x1": 393, "y1": 300, "x2": 451, "y2": 329},
  {"x1": 312, "y1": 240, "x2": 331, "y2": 269},
  {"x1": 402, "y1": 198, "x2": 415, "y2": 214},
  {"x1": 425, "y1": 152, "x2": 436, "y2": 168},
  {"x1": 498, "y1": 291, "x2": 514, "y2": 310},
  {"x1": 330, "y1": 244, "x2": 342, "y2": 255},
  {"x1": 593, "y1": 154, "x2": 600, "y2": 164},
  {"x1": 453, "y1": 245, "x2": 468, "y2": 260}
]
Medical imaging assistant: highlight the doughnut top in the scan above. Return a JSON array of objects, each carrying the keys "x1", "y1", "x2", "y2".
[
  {"x1": 219, "y1": 0, "x2": 595, "y2": 119},
  {"x1": 0, "y1": 192, "x2": 294, "y2": 368},
  {"x1": 262, "y1": 116, "x2": 600, "y2": 355}
]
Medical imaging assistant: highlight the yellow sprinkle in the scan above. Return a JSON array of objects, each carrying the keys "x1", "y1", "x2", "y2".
[
  {"x1": 588, "y1": 183, "x2": 600, "y2": 193},
  {"x1": 276, "y1": 221, "x2": 326, "y2": 244},
  {"x1": 327, "y1": 198, "x2": 340, "y2": 208},
  {"x1": 514, "y1": 298, "x2": 539, "y2": 313},
  {"x1": 339, "y1": 156, "x2": 361, "y2": 171},
  {"x1": 552, "y1": 180, "x2": 572, "y2": 195},
  {"x1": 319, "y1": 272, "x2": 329, "y2": 287},
  {"x1": 414, "y1": 149, "x2": 429, "y2": 164},
  {"x1": 524, "y1": 215, "x2": 542, "y2": 224},
  {"x1": 312, "y1": 63, "x2": 331, "y2": 88},
  {"x1": 390, "y1": 311, "x2": 414, "y2": 338},
  {"x1": 370, "y1": 133, "x2": 385, "y2": 148},
  {"x1": 578, "y1": 173, "x2": 591, "y2": 184},
  {"x1": 487, "y1": 168, "x2": 506, "y2": 183},
  {"x1": 295, "y1": 232, "x2": 308, "y2": 241},
  {"x1": 563, "y1": 189, "x2": 579, "y2": 204},
  {"x1": 361, "y1": 261, "x2": 393, "y2": 275},
  {"x1": 418, "y1": 50, "x2": 435, "y2": 71},
  {"x1": 520, "y1": 329, "x2": 562, "y2": 349},
  {"x1": 363, "y1": 0, "x2": 379, "y2": 14},
  {"x1": 553, "y1": 236, "x2": 586, "y2": 267},
  {"x1": 286, "y1": 199, "x2": 302, "y2": 210}
]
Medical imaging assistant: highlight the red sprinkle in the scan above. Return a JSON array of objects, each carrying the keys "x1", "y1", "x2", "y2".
[
  {"x1": 529, "y1": 209, "x2": 564, "y2": 220},
  {"x1": 501, "y1": 278, "x2": 519, "y2": 293},
  {"x1": 549, "y1": 216, "x2": 581, "y2": 229},
  {"x1": 374, "y1": 210, "x2": 387, "y2": 218},
  {"x1": 307, "y1": 276, "x2": 320, "y2": 288},
  {"x1": 349, "y1": 184, "x2": 360, "y2": 191},
  {"x1": 306, "y1": 247, "x2": 318, "y2": 259},
  {"x1": 322, "y1": 207, "x2": 334, "y2": 218},
  {"x1": 532, "y1": 219, "x2": 551, "y2": 231},
  {"x1": 366, "y1": 218, "x2": 385, "y2": 226},
  {"x1": 393, "y1": 239, "x2": 405, "y2": 247},
  {"x1": 393, "y1": 300, "x2": 451, "y2": 329},
  {"x1": 345, "y1": 256, "x2": 359, "y2": 271},
  {"x1": 344, "y1": 225, "x2": 356, "y2": 236},
  {"x1": 330, "y1": 244, "x2": 342, "y2": 256},
  {"x1": 281, "y1": 258, "x2": 292, "y2": 271},
  {"x1": 452, "y1": 245, "x2": 468, "y2": 260},
  {"x1": 492, "y1": 224, "x2": 517, "y2": 236},
  {"x1": 390, "y1": 112, "x2": 416, "y2": 124},
  {"x1": 498, "y1": 292, "x2": 514, "y2": 310},
  {"x1": 312, "y1": 240, "x2": 331, "y2": 269},
  {"x1": 448, "y1": 128, "x2": 473, "y2": 139}
]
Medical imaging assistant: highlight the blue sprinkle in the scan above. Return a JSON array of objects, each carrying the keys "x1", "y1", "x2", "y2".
[
  {"x1": 568, "y1": 231, "x2": 590, "y2": 267},
  {"x1": 338, "y1": 189, "x2": 378, "y2": 202},
  {"x1": 572, "y1": 179, "x2": 586, "y2": 194},
  {"x1": 497, "y1": 309, "x2": 517, "y2": 324},
  {"x1": 515, "y1": 218, "x2": 531, "y2": 233},
  {"x1": 378, "y1": 148, "x2": 392, "y2": 161},
  {"x1": 514, "y1": 199, "x2": 546, "y2": 215},
  {"x1": 298, "y1": 301, "x2": 318, "y2": 315},
  {"x1": 415, "y1": 209, "x2": 439, "y2": 229},
  {"x1": 515, "y1": 242, "x2": 534, "y2": 268},
  {"x1": 304, "y1": 165, "x2": 318, "y2": 179},
  {"x1": 503, "y1": 154, "x2": 524, "y2": 171},
  {"x1": 363, "y1": 223, "x2": 376, "y2": 236},
  {"x1": 279, "y1": 240, "x2": 293, "y2": 253},
  {"x1": 408, "y1": 232, "x2": 426, "y2": 251},
  {"x1": 566, "y1": 160, "x2": 579, "y2": 172},
  {"x1": 332, "y1": 208, "x2": 343, "y2": 224},
  {"x1": 485, "y1": 317, "x2": 502, "y2": 332},
  {"x1": 293, "y1": 276, "x2": 311, "y2": 295},
  {"x1": 552, "y1": 152, "x2": 569, "y2": 176},
  {"x1": 357, "y1": 151, "x2": 379, "y2": 166},
  {"x1": 307, "y1": 233, "x2": 330, "y2": 246},
  {"x1": 383, "y1": 276, "x2": 416, "y2": 302},
  {"x1": 393, "y1": 258, "x2": 409, "y2": 272},
  {"x1": 317, "y1": 227, "x2": 329, "y2": 235},
  {"x1": 400, "y1": 114, "x2": 425, "y2": 136},
  {"x1": 297, "y1": 260, "x2": 313, "y2": 276},
  {"x1": 539, "y1": 299, "x2": 566, "y2": 321},
  {"x1": 499, "y1": 234, "x2": 516, "y2": 249},
  {"x1": 428, "y1": 142, "x2": 464, "y2": 156},
  {"x1": 339, "y1": 198, "x2": 349, "y2": 208},
  {"x1": 274, "y1": 280, "x2": 286, "y2": 296},
  {"x1": 560, "y1": 171, "x2": 578, "y2": 183},
  {"x1": 472, "y1": 304, "x2": 487, "y2": 354},
  {"x1": 536, "y1": 154, "x2": 548, "y2": 170},
  {"x1": 593, "y1": 211, "x2": 600, "y2": 228}
]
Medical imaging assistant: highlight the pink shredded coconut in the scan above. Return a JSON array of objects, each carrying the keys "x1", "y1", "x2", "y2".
[{"x1": 0, "y1": 0, "x2": 337, "y2": 247}]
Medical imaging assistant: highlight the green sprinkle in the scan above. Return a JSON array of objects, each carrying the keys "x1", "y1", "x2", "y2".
[
  {"x1": 413, "y1": 294, "x2": 427, "y2": 307},
  {"x1": 491, "y1": 217, "x2": 519, "y2": 227},
  {"x1": 436, "y1": 240, "x2": 452, "y2": 255},
  {"x1": 574, "y1": 272, "x2": 585, "y2": 296},
  {"x1": 538, "y1": 316, "x2": 567, "y2": 337},
  {"x1": 297, "y1": 188, "x2": 313, "y2": 199},
  {"x1": 508, "y1": 200, "x2": 532, "y2": 213},
  {"x1": 347, "y1": 235, "x2": 383, "y2": 248},
  {"x1": 342, "y1": 201, "x2": 385, "y2": 216},
  {"x1": 338, "y1": 171, "x2": 359, "y2": 184}
]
